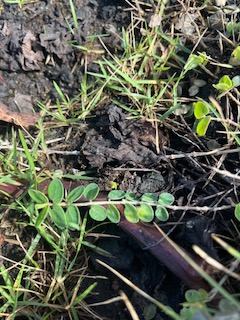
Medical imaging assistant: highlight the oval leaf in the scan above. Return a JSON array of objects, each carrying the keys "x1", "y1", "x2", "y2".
[
  {"x1": 155, "y1": 206, "x2": 169, "y2": 222},
  {"x1": 89, "y1": 205, "x2": 107, "y2": 221},
  {"x1": 185, "y1": 290, "x2": 199, "y2": 303},
  {"x1": 234, "y1": 203, "x2": 240, "y2": 221},
  {"x1": 196, "y1": 116, "x2": 211, "y2": 136},
  {"x1": 48, "y1": 179, "x2": 64, "y2": 203},
  {"x1": 28, "y1": 189, "x2": 48, "y2": 204},
  {"x1": 193, "y1": 101, "x2": 209, "y2": 119},
  {"x1": 83, "y1": 183, "x2": 100, "y2": 201},
  {"x1": 125, "y1": 192, "x2": 138, "y2": 201},
  {"x1": 124, "y1": 204, "x2": 139, "y2": 223},
  {"x1": 158, "y1": 193, "x2": 174, "y2": 206},
  {"x1": 137, "y1": 203, "x2": 154, "y2": 222},
  {"x1": 66, "y1": 204, "x2": 80, "y2": 230},
  {"x1": 184, "y1": 54, "x2": 203, "y2": 71},
  {"x1": 67, "y1": 186, "x2": 84, "y2": 203},
  {"x1": 49, "y1": 204, "x2": 66, "y2": 230},
  {"x1": 213, "y1": 75, "x2": 233, "y2": 91},
  {"x1": 229, "y1": 46, "x2": 240, "y2": 66},
  {"x1": 141, "y1": 193, "x2": 157, "y2": 202},
  {"x1": 106, "y1": 204, "x2": 120, "y2": 223},
  {"x1": 108, "y1": 190, "x2": 125, "y2": 200},
  {"x1": 213, "y1": 83, "x2": 231, "y2": 91},
  {"x1": 232, "y1": 75, "x2": 240, "y2": 88}
]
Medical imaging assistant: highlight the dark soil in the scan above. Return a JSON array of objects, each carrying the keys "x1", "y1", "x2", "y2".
[{"x1": 0, "y1": 0, "x2": 240, "y2": 320}]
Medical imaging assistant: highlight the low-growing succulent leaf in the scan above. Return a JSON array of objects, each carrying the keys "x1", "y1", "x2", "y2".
[
  {"x1": 49, "y1": 203, "x2": 66, "y2": 230},
  {"x1": 213, "y1": 75, "x2": 233, "y2": 91},
  {"x1": 48, "y1": 179, "x2": 64, "y2": 204},
  {"x1": 196, "y1": 116, "x2": 211, "y2": 136},
  {"x1": 108, "y1": 190, "x2": 125, "y2": 200},
  {"x1": 124, "y1": 204, "x2": 139, "y2": 223},
  {"x1": 83, "y1": 183, "x2": 100, "y2": 201},
  {"x1": 28, "y1": 189, "x2": 48, "y2": 204},
  {"x1": 106, "y1": 204, "x2": 120, "y2": 223},
  {"x1": 66, "y1": 204, "x2": 80, "y2": 230},
  {"x1": 158, "y1": 193, "x2": 174, "y2": 205},
  {"x1": 89, "y1": 205, "x2": 107, "y2": 221},
  {"x1": 193, "y1": 101, "x2": 209, "y2": 119},
  {"x1": 234, "y1": 203, "x2": 240, "y2": 221},
  {"x1": 66, "y1": 186, "x2": 84, "y2": 203},
  {"x1": 141, "y1": 193, "x2": 158, "y2": 202},
  {"x1": 137, "y1": 203, "x2": 154, "y2": 222},
  {"x1": 155, "y1": 206, "x2": 169, "y2": 221}
]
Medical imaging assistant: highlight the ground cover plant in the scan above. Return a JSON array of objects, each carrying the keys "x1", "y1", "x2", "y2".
[{"x1": 0, "y1": 0, "x2": 240, "y2": 319}]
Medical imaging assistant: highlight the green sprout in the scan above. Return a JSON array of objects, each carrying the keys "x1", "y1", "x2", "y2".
[{"x1": 229, "y1": 46, "x2": 240, "y2": 66}]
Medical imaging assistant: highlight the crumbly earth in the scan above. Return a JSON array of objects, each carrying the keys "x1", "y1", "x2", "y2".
[{"x1": 0, "y1": 0, "x2": 240, "y2": 319}]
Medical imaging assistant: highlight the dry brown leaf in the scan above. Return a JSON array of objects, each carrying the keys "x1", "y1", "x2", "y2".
[{"x1": 0, "y1": 101, "x2": 40, "y2": 127}]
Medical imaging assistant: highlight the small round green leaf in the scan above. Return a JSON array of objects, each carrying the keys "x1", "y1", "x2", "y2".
[
  {"x1": 141, "y1": 193, "x2": 158, "y2": 202},
  {"x1": 49, "y1": 203, "x2": 66, "y2": 230},
  {"x1": 124, "y1": 204, "x2": 139, "y2": 223},
  {"x1": 66, "y1": 204, "x2": 80, "y2": 230},
  {"x1": 143, "y1": 304, "x2": 157, "y2": 320},
  {"x1": 197, "y1": 289, "x2": 208, "y2": 301},
  {"x1": 232, "y1": 75, "x2": 240, "y2": 88},
  {"x1": 28, "y1": 189, "x2": 48, "y2": 204},
  {"x1": 83, "y1": 183, "x2": 100, "y2": 201},
  {"x1": 196, "y1": 115, "x2": 211, "y2": 136},
  {"x1": 155, "y1": 206, "x2": 169, "y2": 222},
  {"x1": 106, "y1": 204, "x2": 120, "y2": 223},
  {"x1": 125, "y1": 192, "x2": 138, "y2": 201},
  {"x1": 234, "y1": 203, "x2": 240, "y2": 221},
  {"x1": 226, "y1": 22, "x2": 240, "y2": 33},
  {"x1": 89, "y1": 205, "x2": 107, "y2": 221},
  {"x1": 137, "y1": 203, "x2": 154, "y2": 222},
  {"x1": 184, "y1": 54, "x2": 204, "y2": 71},
  {"x1": 213, "y1": 75, "x2": 233, "y2": 91},
  {"x1": 48, "y1": 179, "x2": 64, "y2": 203},
  {"x1": 185, "y1": 290, "x2": 202, "y2": 303},
  {"x1": 193, "y1": 101, "x2": 209, "y2": 119},
  {"x1": 232, "y1": 46, "x2": 240, "y2": 60},
  {"x1": 158, "y1": 193, "x2": 174, "y2": 205},
  {"x1": 66, "y1": 186, "x2": 84, "y2": 203},
  {"x1": 108, "y1": 190, "x2": 125, "y2": 200}
]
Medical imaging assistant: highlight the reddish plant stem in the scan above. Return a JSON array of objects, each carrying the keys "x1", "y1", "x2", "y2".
[{"x1": 116, "y1": 206, "x2": 209, "y2": 290}]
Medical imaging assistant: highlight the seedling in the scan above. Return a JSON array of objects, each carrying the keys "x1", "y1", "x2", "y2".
[
  {"x1": 213, "y1": 75, "x2": 240, "y2": 92},
  {"x1": 229, "y1": 46, "x2": 240, "y2": 66},
  {"x1": 193, "y1": 96, "x2": 240, "y2": 143}
]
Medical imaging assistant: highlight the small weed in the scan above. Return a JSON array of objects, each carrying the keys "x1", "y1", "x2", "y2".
[{"x1": 27, "y1": 179, "x2": 174, "y2": 228}]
